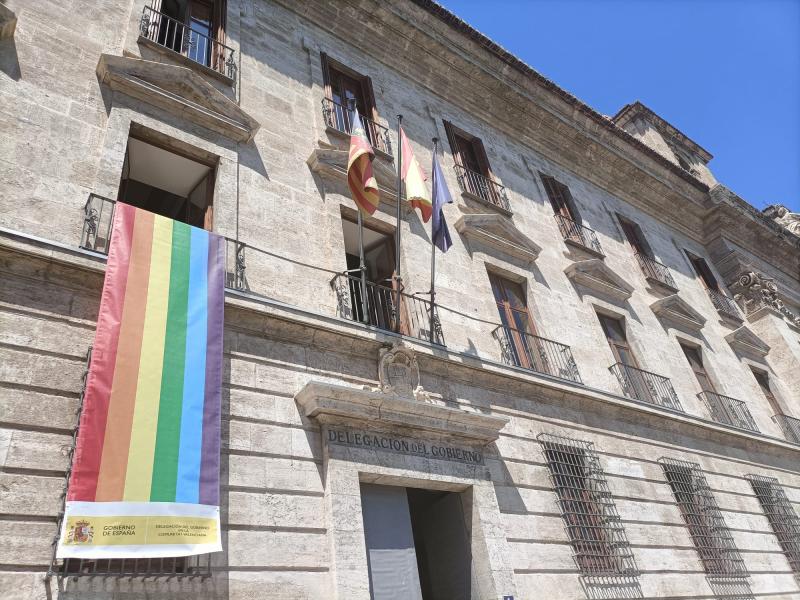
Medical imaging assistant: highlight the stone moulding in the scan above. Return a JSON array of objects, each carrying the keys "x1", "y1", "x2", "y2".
[
  {"x1": 650, "y1": 294, "x2": 707, "y2": 332},
  {"x1": 564, "y1": 258, "x2": 634, "y2": 302},
  {"x1": 454, "y1": 212, "x2": 541, "y2": 263},
  {"x1": 96, "y1": 54, "x2": 259, "y2": 142},
  {"x1": 295, "y1": 381, "x2": 509, "y2": 444},
  {"x1": 725, "y1": 326, "x2": 771, "y2": 359}
]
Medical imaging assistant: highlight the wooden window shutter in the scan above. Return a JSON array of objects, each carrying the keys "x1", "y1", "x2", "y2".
[
  {"x1": 473, "y1": 136, "x2": 493, "y2": 180},
  {"x1": 442, "y1": 120, "x2": 462, "y2": 167},
  {"x1": 320, "y1": 53, "x2": 332, "y2": 99},
  {"x1": 212, "y1": 0, "x2": 227, "y2": 72}
]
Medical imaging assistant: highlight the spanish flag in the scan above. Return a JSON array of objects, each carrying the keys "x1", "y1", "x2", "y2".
[
  {"x1": 400, "y1": 126, "x2": 432, "y2": 222},
  {"x1": 347, "y1": 110, "x2": 380, "y2": 216}
]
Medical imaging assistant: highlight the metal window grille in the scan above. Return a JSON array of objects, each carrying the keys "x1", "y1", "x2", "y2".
[
  {"x1": 46, "y1": 347, "x2": 212, "y2": 582},
  {"x1": 658, "y1": 458, "x2": 748, "y2": 577},
  {"x1": 746, "y1": 474, "x2": 800, "y2": 573},
  {"x1": 538, "y1": 433, "x2": 638, "y2": 576}
]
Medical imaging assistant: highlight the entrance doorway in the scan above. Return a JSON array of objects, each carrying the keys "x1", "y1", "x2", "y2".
[{"x1": 360, "y1": 483, "x2": 471, "y2": 600}]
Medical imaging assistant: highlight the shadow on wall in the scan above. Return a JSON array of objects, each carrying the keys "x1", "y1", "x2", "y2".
[
  {"x1": 706, "y1": 577, "x2": 755, "y2": 600},
  {"x1": 0, "y1": 36, "x2": 20, "y2": 80},
  {"x1": 580, "y1": 576, "x2": 643, "y2": 599}
]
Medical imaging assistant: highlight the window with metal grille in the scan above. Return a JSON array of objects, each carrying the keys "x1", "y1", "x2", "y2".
[
  {"x1": 538, "y1": 433, "x2": 638, "y2": 576},
  {"x1": 659, "y1": 458, "x2": 748, "y2": 577},
  {"x1": 747, "y1": 474, "x2": 800, "y2": 573},
  {"x1": 56, "y1": 555, "x2": 211, "y2": 581}
]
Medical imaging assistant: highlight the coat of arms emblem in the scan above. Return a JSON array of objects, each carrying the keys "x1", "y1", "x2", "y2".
[{"x1": 67, "y1": 520, "x2": 94, "y2": 544}]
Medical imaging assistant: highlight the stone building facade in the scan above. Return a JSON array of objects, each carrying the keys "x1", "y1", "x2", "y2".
[{"x1": 1, "y1": 1, "x2": 800, "y2": 599}]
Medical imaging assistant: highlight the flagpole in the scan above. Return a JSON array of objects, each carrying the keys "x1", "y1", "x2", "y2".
[
  {"x1": 349, "y1": 98, "x2": 369, "y2": 324},
  {"x1": 393, "y1": 114, "x2": 403, "y2": 334},
  {"x1": 429, "y1": 137, "x2": 439, "y2": 344}
]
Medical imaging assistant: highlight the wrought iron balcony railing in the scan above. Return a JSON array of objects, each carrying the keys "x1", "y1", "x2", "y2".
[
  {"x1": 453, "y1": 165, "x2": 511, "y2": 212},
  {"x1": 706, "y1": 288, "x2": 741, "y2": 320},
  {"x1": 699, "y1": 391, "x2": 759, "y2": 432},
  {"x1": 321, "y1": 97, "x2": 392, "y2": 155},
  {"x1": 610, "y1": 363, "x2": 683, "y2": 411},
  {"x1": 139, "y1": 5, "x2": 237, "y2": 81},
  {"x1": 493, "y1": 326, "x2": 582, "y2": 384},
  {"x1": 634, "y1": 252, "x2": 677, "y2": 290},
  {"x1": 773, "y1": 414, "x2": 800, "y2": 444},
  {"x1": 554, "y1": 214, "x2": 603, "y2": 256},
  {"x1": 331, "y1": 273, "x2": 444, "y2": 345}
]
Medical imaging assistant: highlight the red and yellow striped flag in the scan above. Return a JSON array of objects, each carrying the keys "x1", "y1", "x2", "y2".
[
  {"x1": 347, "y1": 110, "x2": 380, "y2": 215},
  {"x1": 400, "y1": 126, "x2": 432, "y2": 222}
]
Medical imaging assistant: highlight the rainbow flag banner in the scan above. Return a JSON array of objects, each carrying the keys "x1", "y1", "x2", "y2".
[{"x1": 58, "y1": 203, "x2": 224, "y2": 559}]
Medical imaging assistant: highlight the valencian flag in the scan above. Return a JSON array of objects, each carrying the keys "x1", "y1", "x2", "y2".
[
  {"x1": 400, "y1": 126, "x2": 432, "y2": 222},
  {"x1": 431, "y1": 148, "x2": 453, "y2": 252},
  {"x1": 347, "y1": 108, "x2": 380, "y2": 215},
  {"x1": 58, "y1": 203, "x2": 224, "y2": 559}
]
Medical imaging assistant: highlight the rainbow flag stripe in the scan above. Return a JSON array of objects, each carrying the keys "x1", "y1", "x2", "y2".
[{"x1": 68, "y1": 203, "x2": 224, "y2": 506}]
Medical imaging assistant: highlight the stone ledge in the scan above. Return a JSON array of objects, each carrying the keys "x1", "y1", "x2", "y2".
[
  {"x1": 0, "y1": 2, "x2": 16, "y2": 40},
  {"x1": 295, "y1": 381, "x2": 508, "y2": 444}
]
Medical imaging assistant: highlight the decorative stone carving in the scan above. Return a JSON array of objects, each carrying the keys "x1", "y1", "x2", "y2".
[
  {"x1": 763, "y1": 204, "x2": 800, "y2": 236},
  {"x1": 454, "y1": 213, "x2": 541, "y2": 263},
  {"x1": 378, "y1": 342, "x2": 424, "y2": 399},
  {"x1": 564, "y1": 259, "x2": 634, "y2": 303},
  {"x1": 649, "y1": 294, "x2": 706, "y2": 332},
  {"x1": 732, "y1": 271, "x2": 800, "y2": 327}
]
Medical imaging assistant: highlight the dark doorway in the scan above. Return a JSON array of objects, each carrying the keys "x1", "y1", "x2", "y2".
[{"x1": 360, "y1": 483, "x2": 471, "y2": 600}]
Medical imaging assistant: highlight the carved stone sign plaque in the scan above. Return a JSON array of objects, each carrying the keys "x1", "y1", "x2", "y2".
[{"x1": 378, "y1": 343, "x2": 420, "y2": 397}]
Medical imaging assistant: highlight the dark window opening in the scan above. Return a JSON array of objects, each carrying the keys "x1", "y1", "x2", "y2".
[
  {"x1": 751, "y1": 368, "x2": 781, "y2": 414},
  {"x1": 680, "y1": 343, "x2": 715, "y2": 393},
  {"x1": 617, "y1": 215, "x2": 653, "y2": 258},
  {"x1": 443, "y1": 121, "x2": 507, "y2": 209},
  {"x1": 598, "y1": 313, "x2": 638, "y2": 368},
  {"x1": 117, "y1": 136, "x2": 215, "y2": 230},
  {"x1": 321, "y1": 55, "x2": 385, "y2": 151},
  {"x1": 540, "y1": 174, "x2": 579, "y2": 222},
  {"x1": 686, "y1": 252, "x2": 720, "y2": 291},
  {"x1": 151, "y1": 0, "x2": 227, "y2": 70}
]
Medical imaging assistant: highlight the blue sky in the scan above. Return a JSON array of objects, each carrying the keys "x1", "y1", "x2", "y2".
[{"x1": 438, "y1": 0, "x2": 800, "y2": 212}]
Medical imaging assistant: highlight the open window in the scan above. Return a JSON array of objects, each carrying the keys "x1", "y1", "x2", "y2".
[
  {"x1": 598, "y1": 313, "x2": 638, "y2": 368},
  {"x1": 617, "y1": 215, "x2": 653, "y2": 258},
  {"x1": 321, "y1": 55, "x2": 387, "y2": 152},
  {"x1": 444, "y1": 121, "x2": 507, "y2": 210},
  {"x1": 541, "y1": 174, "x2": 579, "y2": 222},
  {"x1": 117, "y1": 135, "x2": 215, "y2": 229},
  {"x1": 144, "y1": 0, "x2": 229, "y2": 74},
  {"x1": 685, "y1": 251, "x2": 720, "y2": 291},
  {"x1": 617, "y1": 214, "x2": 677, "y2": 290}
]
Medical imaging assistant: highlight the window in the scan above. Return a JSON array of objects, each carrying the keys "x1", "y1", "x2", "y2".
[
  {"x1": 321, "y1": 55, "x2": 383, "y2": 150},
  {"x1": 489, "y1": 273, "x2": 545, "y2": 371},
  {"x1": 751, "y1": 368, "x2": 780, "y2": 413},
  {"x1": 539, "y1": 434, "x2": 637, "y2": 575},
  {"x1": 443, "y1": 121, "x2": 506, "y2": 208},
  {"x1": 540, "y1": 174, "x2": 579, "y2": 221},
  {"x1": 149, "y1": 0, "x2": 228, "y2": 72},
  {"x1": 659, "y1": 458, "x2": 748, "y2": 577},
  {"x1": 617, "y1": 215, "x2": 652, "y2": 258},
  {"x1": 117, "y1": 135, "x2": 216, "y2": 230},
  {"x1": 597, "y1": 314, "x2": 638, "y2": 367},
  {"x1": 680, "y1": 343, "x2": 715, "y2": 393},
  {"x1": 685, "y1": 252, "x2": 720, "y2": 291},
  {"x1": 747, "y1": 475, "x2": 800, "y2": 573}
]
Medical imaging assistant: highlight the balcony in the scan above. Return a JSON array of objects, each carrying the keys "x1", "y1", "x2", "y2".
[
  {"x1": 610, "y1": 363, "x2": 683, "y2": 411},
  {"x1": 493, "y1": 326, "x2": 582, "y2": 384},
  {"x1": 554, "y1": 214, "x2": 603, "y2": 257},
  {"x1": 699, "y1": 391, "x2": 759, "y2": 432},
  {"x1": 139, "y1": 6, "x2": 237, "y2": 82},
  {"x1": 331, "y1": 273, "x2": 444, "y2": 345},
  {"x1": 321, "y1": 97, "x2": 392, "y2": 155},
  {"x1": 773, "y1": 414, "x2": 800, "y2": 444},
  {"x1": 706, "y1": 288, "x2": 742, "y2": 321},
  {"x1": 634, "y1": 252, "x2": 677, "y2": 291},
  {"x1": 454, "y1": 165, "x2": 511, "y2": 213}
]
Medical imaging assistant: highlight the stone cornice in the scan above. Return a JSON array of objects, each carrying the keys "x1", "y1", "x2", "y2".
[{"x1": 612, "y1": 101, "x2": 713, "y2": 163}]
